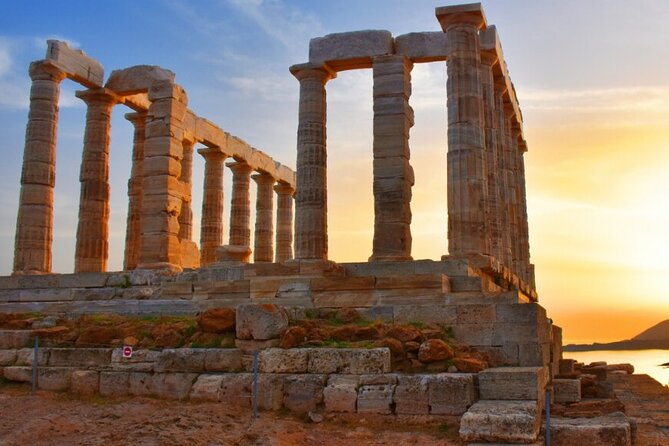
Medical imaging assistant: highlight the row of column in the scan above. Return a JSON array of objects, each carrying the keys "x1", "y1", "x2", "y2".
[{"x1": 290, "y1": 19, "x2": 532, "y2": 284}]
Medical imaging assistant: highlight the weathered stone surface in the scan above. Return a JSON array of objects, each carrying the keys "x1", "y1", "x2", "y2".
[
  {"x1": 105, "y1": 65, "x2": 175, "y2": 95},
  {"x1": 453, "y1": 357, "x2": 487, "y2": 373},
  {"x1": 280, "y1": 326, "x2": 307, "y2": 349},
  {"x1": 110, "y1": 348, "x2": 160, "y2": 372},
  {"x1": 323, "y1": 375, "x2": 359, "y2": 413},
  {"x1": 394, "y1": 375, "x2": 429, "y2": 414},
  {"x1": 553, "y1": 378, "x2": 581, "y2": 403},
  {"x1": 4, "y1": 366, "x2": 32, "y2": 382},
  {"x1": 459, "y1": 400, "x2": 541, "y2": 444},
  {"x1": 190, "y1": 374, "x2": 223, "y2": 401},
  {"x1": 203, "y1": 349, "x2": 243, "y2": 372},
  {"x1": 357, "y1": 384, "x2": 395, "y2": 414},
  {"x1": 394, "y1": 32, "x2": 449, "y2": 62},
  {"x1": 478, "y1": 367, "x2": 547, "y2": 401},
  {"x1": 219, "y1": 373, "x2": 252, "y2": 408},
  {"x1": 257, "y1": 374, "x2": 284, "y2": 411},
  {"x1": 156, "y1": 373, "x2": 198, "y2": 400},
  {"x1": 0, "y1": 349, "x2": 17, "y2": 366},
  {"x1": 307, "y1": 348, "x2": 391, "y2": 374},
  {"x1": 418, "y1": 339, "x2": 454, "y2": 363},
  {"x1": 47, "y1": 348, "x2": 112, "y2": 367},
  {"x1": 236, "y1": 304, "x2": 289, "y2": 340},
  {"x1": 283, "y1": 374, "x2": 326, "y2": 413},
  {"x1": 71, "y1": 370, "x2": 99, "y2": 395},
  {"x1": 0, "y1": 330, "x2": 31, "y2": 348},
  {"x1": 259, "y1": 348, "x2": 308, "y2": 374},
  {"x1": 549, "y1": 413, "x2": 632, "y2": 446},
  {"x1": 46, "y1": 40, "x2": 104, "y2": 88},
  {"x1": 99, "y1": 372, "x2": 130, "y2": 397},
  {"x1": 428, "y1": 373, "x2": 478, "y2": 415},
  {"x1": 154, "y1": 348, "x2": 205, "y2": 372},
  {"x1": 234, "y1": 339, "x2": 281, "y2": 352},
  {"x1": 309, "y1": 30, "x2": 393, "y2": 69},
  {"x1": 37, "y1": 367, "x2": 72, "y2": 391}
]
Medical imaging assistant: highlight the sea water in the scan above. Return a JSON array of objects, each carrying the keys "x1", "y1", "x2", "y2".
[{"x1": 566, "y1": 349, "x2": 669, "y2": 386}]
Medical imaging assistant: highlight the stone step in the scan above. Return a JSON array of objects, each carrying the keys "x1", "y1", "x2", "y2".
[
  {"x1": 546, "y1": 413, "x2": 632, "y2": 446},
  {"x1": 478, "y1": 366, "x2": 549, "y2": 402},
  {"x1": 459, "y1": 400, "x2": 541, "y2": 444}
]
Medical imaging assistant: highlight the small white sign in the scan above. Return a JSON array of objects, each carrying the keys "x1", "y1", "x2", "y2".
[{"x1": 122, "y1": 346, "x2": 133, "y2": 358}]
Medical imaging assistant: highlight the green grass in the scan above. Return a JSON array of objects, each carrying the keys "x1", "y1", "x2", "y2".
[
  {"x1": 320, "y1": 339, "x2": 352, "y2": 348},
  {"x1": 439, "y1": 324, "x2": 454, "y2": 340},
  {"x1": 304, "y1": 309, "x2": 316, "y2": 319},
  {"x1": 325, "y1": 313, "x2": 346, "y2": 326}
]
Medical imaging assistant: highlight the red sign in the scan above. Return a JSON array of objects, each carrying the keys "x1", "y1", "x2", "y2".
[{"x1": 122, "y1": 346, "x2": 133, "y2": 358}]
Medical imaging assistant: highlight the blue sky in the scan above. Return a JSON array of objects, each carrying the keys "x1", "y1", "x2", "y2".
[{"x1": 1, "y1": 1, "x2": 669, "y2": 342}]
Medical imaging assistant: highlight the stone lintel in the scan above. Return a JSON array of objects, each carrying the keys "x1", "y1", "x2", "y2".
[
  {"x1": 435, "y1": 3, "x2": 487, "y2": 31},
  {"x1": 74, "y1": 87, "x2": 120, "y2": 105},
  {"x1": 105, "y1": 65, "x2": 176, "y2": 96},
  {"x1": 308, "y1": 30, "x2": 394, "y2": 71},
  {"x1": 119, "y1": 93, "x2": 150, "y2": 112},
  {"x1": 394, "y1": 32, "x2": 449, "y2": 63},
  {"x1": 45, "y1": 40, "x2": 104, "y2": 88}
]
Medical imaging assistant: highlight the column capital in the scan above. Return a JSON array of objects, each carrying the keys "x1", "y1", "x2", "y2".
[
  {"x1": 226, "y1": 160, "x2": 253, "y2": 174},
  {"x1": 273, "y1": 182, "x2": 295, "y2": 196},
  {"x1": 28, "y1": 60, "x2": 66, "y2": 82},
  {"x1": 436, "y1": 4, "x2": 487, "y2": 32},
  {"x1": 125, "y1": 111, "x2": 148, "y2": 127},
  {"x1": 289, "y1": 62, "x2": 336, "y2": 83},
  {"x1": 198, "y1": 147, "x2": 228, "y2": 161},
  {"x1": 252, "y1": 172, "x2": 276, "y2": 186},
  {"x1": 76, "y1": 88, "x2": 120, "y2": 106}
]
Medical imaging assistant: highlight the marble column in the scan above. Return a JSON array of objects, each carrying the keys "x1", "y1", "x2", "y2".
[
  {"x1": 274, "y1": 182, "x2": 294, "y2": 263},
  {"x1": 199, "y1": 148, "x2": 226, "y2": 266},
  {"x1": 290, "y1": 63, "x2": 334, "y2": 260},
  {"x1": 516, "y1": 138, "x2": 531, "y2": 284},
  {"x1": 74, "y1": 88, "x2": 117, "y2": 273},
  {"x1": 222, "y1": 161, "x2": 253, "y2": 262},
  {"x1": 178, "y1": 139, "x2": 195, "y2": 242},
  {"x1": 506, "y1": 116, "x2": 521, "y2": 271},
  {"x1": 370, "y1": 55, "x2": 414, "y2": 261},
  {"x1": 138, "y1": 81, "x2": 188, "y2": 271},
  {"x1": 438, "y1": 7, "x2": 489, "y2": 257},
  {"x1": 253, "y1": 172, "x2": 275, "y2": 263},
  {"x1": 13, "y1": 61, "x2": 66, "y2": 274},
  {"x1": 123, "y1": 111, "x2": 147, "y2": 271},
  {"x1": 494, "y1": 82, "x2": 513, "y2": 267},
  {"x1": 480, "y1": 51, "x2": 502, "y2": 262}
]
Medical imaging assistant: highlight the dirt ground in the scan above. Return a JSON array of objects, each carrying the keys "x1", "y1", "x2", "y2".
[{"x1": 0, "y1": 383, "x2": 461, "y2": 446}]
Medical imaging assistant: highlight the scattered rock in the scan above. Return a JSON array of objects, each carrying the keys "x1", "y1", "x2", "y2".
[
  {"x1": 32, "y1": 326, "x2": 70, "y2": 338},
  {"x1": 77, "y1": 326, "x2": 121, "y2": 346},
  {"x1": 453, "y1": 357, "x2": 487, "y2": 373},
  {"x1": 123, "y1": 336, "x2": 139, "y2": 347},
  {"x1": 197, "y1": 308, "x2": 236, "y2": 334},
  {"x1": 385, "y1": 325, "x2": 422, "y2": 343},
  {"x1": 375, "y1": 338, "x2": 404, "y2": 356},
  {"x1": 404, "y1": 341, "x2": 420, "y2": 352},
  {"x1": 308, "y1": 411, "x2": 323, "y2": 423},
  {"x1": 330, "y1": 325, "x2": 381, "y2": 342},
  {"x1": 236, "y1": 304, "x2": 289, "y2": 341},
  {"x1": 280, "y1": 326, "x2": 307, "y2": 349},
  {"x1": 417, "y1": 339, "x2": 454, "y2": 363}
]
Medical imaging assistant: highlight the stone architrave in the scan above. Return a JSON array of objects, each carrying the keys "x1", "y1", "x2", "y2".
[
  {"x1": 13, "y1": 61, "x2": 66, "y2": 274},
  {"x1": 74, "y1": 88, "x2": 118, "y2": 273},
  {"x1": 137, "y1": 80, "x2": 188, "y2": 271},
  {"x1": 220, "y1": 161, "x2": 253, "y2": 263},
  {"x1": 480, "y1": 48, "x2": 502, "y2": 262},
  {"x1": 199, "y1": 148, "x2": 227, "y2": 266},
  {"x1": 370, "y1": 55, "x2": 414, "y2": 262},
  {"x1": 123, "y1": 111, "x2": 147, "y2": 271},
  {"x1": 253, "y1": 172, "x2": 276, "y2": 263},
  {"x1": 437, "y1": 5, "x2": 490, "y2": 257},
  {"x1": 274, "y1": 182, "x2": 294, "y2": 263},
  {"x1": 290, "y1": 63, "x2": 335, "y2": 260}
]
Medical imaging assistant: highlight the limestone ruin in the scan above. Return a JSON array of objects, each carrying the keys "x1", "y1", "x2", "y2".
[{"x1": 0, "y1": 3, "x2": 641, "y2": 446}]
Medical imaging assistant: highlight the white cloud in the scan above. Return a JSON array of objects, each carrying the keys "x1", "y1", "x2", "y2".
[
  {"x1": 0, "y1": 38, "x2": 29, "y2": 109},
  {"x1": 225, "y1": 73, "x2": 295, "y2": 101}
]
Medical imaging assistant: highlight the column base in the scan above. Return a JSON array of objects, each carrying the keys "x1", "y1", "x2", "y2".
[
  {"x1": 217, "y1": 245, "x2": 252, "y2": 263},
  {"x1": 368, "y1": 254, "x2": 413, "y2": 262},
  {"x1": 136, "y1": 262, "x2": 183, "y2": 273}
]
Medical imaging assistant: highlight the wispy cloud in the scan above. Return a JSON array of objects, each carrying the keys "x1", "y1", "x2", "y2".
[
  {"x1": 0, "y1": 38, "x2": 29, "y2": 109},
  {"x1": 226, "y1": 0, "x2": 323, "y2": 52}
]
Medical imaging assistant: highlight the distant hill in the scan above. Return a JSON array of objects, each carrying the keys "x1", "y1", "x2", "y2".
[
  {"x1": 564, "y1": 319, "x2": 669, "y2": 352},
  {"x1": 633, "y1": 320, "x2": 669, "y2": 341}
]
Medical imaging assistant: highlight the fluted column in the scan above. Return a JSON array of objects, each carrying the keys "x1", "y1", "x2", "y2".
[
  {"x1": 437, "y1": 6, "x2": 489, "y2": 257},
  {"x1": 494, "y1": 82, "x2": 513, "y2": 267},
  {"x1": 480, "y1": 51, "x2": 502, "y2": 262},
  {"x1": 123, "y1": 111, "x2": 147, "y2": 270},
  {"x1": 290, "y1": 63, "x2": 334, "y2": 260},
  {"x1": 199, "y1": 148, "x2": 226, "y2": 266},
  {"x1": 178, "y1": 139, "x2": 195, "y2": 242},
  {"x1": 274, "y1": 182, "x2": 294, "y2": 263},
  {"x1": 370, "y1": 55, "x2": 414, "y2": 261},
  {"x1": 74, "y1": 88, "x2": 118, "y2": 273},
  {"x1": 253, "y1": 173, "x2": 275, "y2": 263},
  {"x1": 228, "y1": 161, "x2": 253, "y2": 248},
  {"x1": 506, "y1": 117, "x2": 521, "y2": 270},
  {"x1": 516, "y1": 138, "x2": 531, "y2": 284},
  {"x1": 13, "y1": 62, "x2": 66, "y2": 274}
]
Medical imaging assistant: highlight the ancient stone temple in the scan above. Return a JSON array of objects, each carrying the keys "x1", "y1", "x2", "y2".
[{"x1": 1, "y1": 4, "x2": 638, "y2": 446}]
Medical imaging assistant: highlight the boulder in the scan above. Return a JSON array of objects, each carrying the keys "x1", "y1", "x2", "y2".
[
  {"x1": 453, "y1": 357, "x2": 487, "y2": 373},
  {"x1": 280, "y1": 326, "x2": 307, "y2": 348},
  {"x1": 417, "y1": 339, "x2": 454, "y2": 363},
  {"x1": 198, "y1": 308, "x2": 236, "y2": 333},
  {"x1": 385, "y1": 325, "x2": 422, "y2": 343},
  {"x1": 236, "y1": 304, "x2": 289, "y2": 340}
]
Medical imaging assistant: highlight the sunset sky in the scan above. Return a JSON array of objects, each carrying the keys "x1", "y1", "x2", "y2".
[{"x1": 0, "y1": 1, "x2": 667, "y2": 343}]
